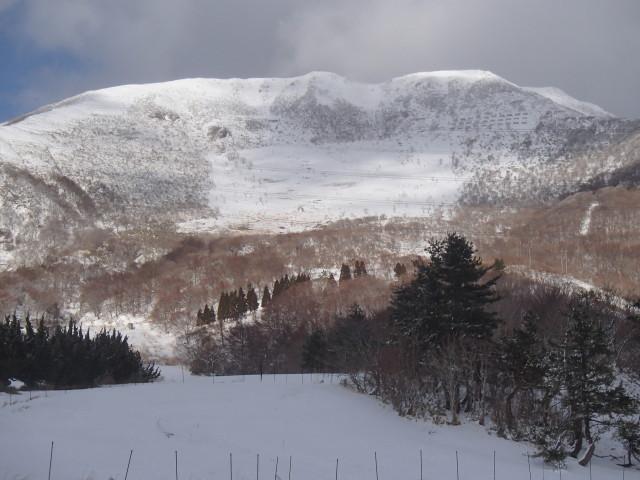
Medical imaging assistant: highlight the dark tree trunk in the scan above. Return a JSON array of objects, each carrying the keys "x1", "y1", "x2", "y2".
[
  {"x1": 584, "y1": 418, "x2": 592, "y2": 443},
  {"x1": 505, "y1": 388, "x2": 518, "y2": 433},
  {"x1": 578, "y1": 442, "x2": 595, "y2": 466},
  {"x1": 570, "y1": 420, "x2": 583, "y2": 458}
]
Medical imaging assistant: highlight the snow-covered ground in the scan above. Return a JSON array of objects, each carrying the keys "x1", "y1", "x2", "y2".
[
  {"x1": 1, "y1": 367, "x2": 636, "y2": 480},
  {"x1": 198, "y1": 141, "x2": 467, "y2": 233},
  {"x1": 79, "y1": 313, "x2": 179, "y2": 361}
]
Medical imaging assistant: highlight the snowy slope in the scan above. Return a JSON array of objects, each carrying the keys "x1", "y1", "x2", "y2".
[
  {"x1": 1, "y1": 367, "x2": 636, "y2": 480},
  {"x1": 0, "y1": 71, "x2": 635, "y2": 267},
  {"x1": 524, "y1": 86, "x2": 614, "y2": 118}
]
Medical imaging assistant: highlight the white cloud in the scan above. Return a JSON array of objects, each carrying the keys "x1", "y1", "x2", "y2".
[{"x1": 2, "y1": 0, "x2": 640, "y2": 117}]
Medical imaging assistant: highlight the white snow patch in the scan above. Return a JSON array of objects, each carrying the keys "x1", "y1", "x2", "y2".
[
  {"x1": 524, "y1": 87, "x2": 614, "y2": 118},
  {"x1": 579, "y1": 201, "x2": 600, "y2": 236},
  {"x1": 80, "y1": 313, "x2": 178, "y2": 361},
  {"x1": 8, "y1": 379, "x2": 25, "y2": 390}
]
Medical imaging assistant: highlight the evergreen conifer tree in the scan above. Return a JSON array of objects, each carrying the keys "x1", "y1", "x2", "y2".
[
  {"x1": 247, "y1": 285, "x2": 259, "y2": 312},
  {"x1": 393, "y1": 262, "x2": 407, "y2": 278},
  {"x1": 557, "y1": 291, "x2": 634, "y2": 457},
  {"x1": 237, "y1": 288, "x2": 247, "y2": 317},
  {"x1": 354, "y1": 260, "x2": 367, "y2": 277},
  {"x1": 261, "y1": 286, "x2": 272, "y2": 308},
  {"x1": 499, "y1": 312, "x2": 548, "y2": 432},
  {"x1": 217, "y1": 292, "x2": 228, "y2": 320},
  {"x1": 273, "y1": 279, "x2": 282, "y2": 298},
  {"x1": 302, "y1": 329, "x2": 328, "y2": 372},
  {"x1": 339, "y1": 264, "x2": 352, "y2": 282},
  {"x1": 390, "y1": 233, "x2": 500, "y2": 351}
]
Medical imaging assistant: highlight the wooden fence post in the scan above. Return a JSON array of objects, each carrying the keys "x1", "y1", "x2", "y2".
[
  {"x1": 48, "y1": 441, "x2": 54, "y2": 480},
  {"x1": 374, "y1": 451, "x2": 379, "y2": 480},
  {"x1": 124, "y1": 449, "x2": 133, "y2": 480}
]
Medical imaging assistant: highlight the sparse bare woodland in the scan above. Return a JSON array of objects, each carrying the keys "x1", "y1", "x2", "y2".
[{"x1": 2, "y1": 183, "x2": 639, "y2": 325}]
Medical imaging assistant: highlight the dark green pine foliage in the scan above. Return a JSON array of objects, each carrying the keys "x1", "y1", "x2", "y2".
[
  {"x1": 217, "y1": 287, "x2": 257, "y2": 320},
  {"x1": 294, "y1": 273, "x2": 311, "y2": 284},
  {"x1": 0, "y1": 315, "x2": 159, "y2": 388},
  {"x1": 227, "y1": 290, "x2": 238, "y2": 318},
  {"x1": 616, "y1": 418, "x2": 640, "y2": 466},
  {"x1": 261, "y1": 286, "x2": 272, "y2": 308},
  {"x1": 272, "y1": 279, "x2": 282, "y2": 298},
  {"x1": 390, "y1": 233, "x2": 500, "y2": 350},
  {"x1": 237, "y1": 288, "x2": 248, "y2": 317},
  {"x1": 339, "y1": 264, "x2": 352, "y2": 282},
  {"x1": 271, "y1": 273, "x2": 310, "y2": 300},
  {"x1": 217, "y1": 292, "x2": 229, "y2": 320},
  {"x1": 557, "y1": 291, "x2": 634, "y2": 457},
  {"x1": 247, "y1": 285, "x2": 259, "y2": 312},
  {"x1": 328, "y1": 304, "x2": 376, "y2": 372},
  {"x1": 197, "y1": 304, "x2": 216, "y2": 325},
  {"x1": 302, "y1": 329, "x2": 328, "y2": 372},
  {"x1": 281, "y1": 275, "x2": 291, "y2": 294},
  {"x1": 498, "y1": 312, "x2": 548, "y2": 432},
  {"x1": 354, "y1": 261, "x2": 367, "y2": 277},
  {"x1": 207, "y1": 304, "x2": 216, "y2": 324},
  {"x1": 393, "y1": 262, "x2": 407, "y2": 278}
]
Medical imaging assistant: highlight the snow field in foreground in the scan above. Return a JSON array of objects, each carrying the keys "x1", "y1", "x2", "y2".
[{"x1": 1, "y1": 367, "x2": 637, "y2": 480}]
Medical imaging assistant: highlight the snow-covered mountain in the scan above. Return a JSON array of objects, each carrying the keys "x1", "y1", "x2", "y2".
[
  {"x1": 523, "y1": 86, "x2": 614, "y2": 118},
  {"x1": 0, "y1": 70, "x2": 637, "y2": 268}
]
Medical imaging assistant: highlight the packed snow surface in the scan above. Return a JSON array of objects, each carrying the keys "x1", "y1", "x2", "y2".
[{"x1": 1, "y1": 367, "x2": 636, "y2": 479}]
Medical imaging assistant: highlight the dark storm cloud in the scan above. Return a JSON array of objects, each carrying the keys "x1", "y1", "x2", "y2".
[{"x1": 2, "y1": 0, "x2": 640, "y2": 118}]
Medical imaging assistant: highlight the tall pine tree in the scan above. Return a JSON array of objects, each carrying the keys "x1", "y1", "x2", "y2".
[
  {"x1": 557, "y1": 292, "x2": 634, "y2": 458},
  {"x1": 339, "y1": 264, "x2": 352, "y2": 283},
  {"x1": 261, "y1": 286, "x2": 272, "y2": 308},
  {"x1": 390, "y1": 233, "x2": 499, "y2": 351},
  {"x1": 247, "y1": 285, "x2": 259, "y2": 312}
]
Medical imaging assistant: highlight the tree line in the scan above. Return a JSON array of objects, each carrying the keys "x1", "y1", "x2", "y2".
[
  {"x1": 0, "y1": 315, "x2": 159, "y2": 388},
  {"x1": 184, "y1": 233, "x2": 640, "y2": 468}
]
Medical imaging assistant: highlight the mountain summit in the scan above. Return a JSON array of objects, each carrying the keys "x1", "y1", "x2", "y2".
[{"x1": 0, "y1": 71, "x2": 637, "y2": 268}]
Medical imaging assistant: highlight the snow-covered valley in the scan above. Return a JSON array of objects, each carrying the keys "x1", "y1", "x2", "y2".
[{"x1": 1, "y1": 366, "x2": 637, "y2": 480}]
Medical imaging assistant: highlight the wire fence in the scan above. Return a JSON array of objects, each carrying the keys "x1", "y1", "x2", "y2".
[
  {"x1": 2, "y1": 373, "x2": 638, "y2": 480},
  {"x1": 37, "y1": 442, "x2": 637, "y2": 480}
]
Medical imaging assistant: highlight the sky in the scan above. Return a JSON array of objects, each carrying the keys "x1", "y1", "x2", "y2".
[{"x1": 0, "y1": 0, "x2": 639, "y2": 121}]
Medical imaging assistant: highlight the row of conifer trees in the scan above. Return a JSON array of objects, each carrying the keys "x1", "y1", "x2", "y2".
[
  {"x1": 0, "y1": 315, "x2": 159, "y2": 388},
  {"x1": 197, "y1": 273, "x2": 316, "y2": 325}
]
